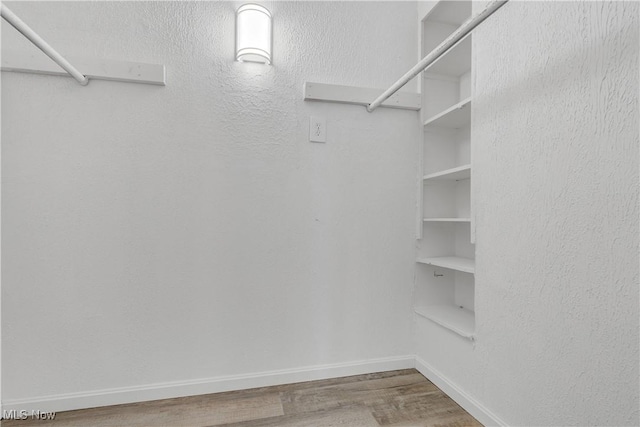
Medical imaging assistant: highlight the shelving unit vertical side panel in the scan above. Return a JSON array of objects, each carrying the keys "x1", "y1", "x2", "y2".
[
  {"x1": 454, "y1": 272, "x2": 475, "y2": 311},
  {"x1": 455, "y1": 179, "x2": 471, "y2": 219},
  {"x1": 417, "y1": 124, "x2": 425, "y2": 240},
  {"x1": 417, "y1": 12, "x2": 429, "y2": 240},
  {"x1": 454, "y1": 223, "x2": 475, "y2": 259},
  {"x1": 469, "y1": 32, "x2": 477, "y2": 245},
  {"x1": 455, "y1": 126, "x2": 471, "y2": 166},
  {"x1": 459, "y1": 70, "x2": 472, "y2": 100}
]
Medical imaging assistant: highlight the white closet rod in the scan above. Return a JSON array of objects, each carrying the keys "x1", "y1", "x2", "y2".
[
  {"x1": 1, "y1": 3, "x2": 89, "y2": 86},
  {"x1": 367, "y1": 0, "x2": 509, "y2": 113}
]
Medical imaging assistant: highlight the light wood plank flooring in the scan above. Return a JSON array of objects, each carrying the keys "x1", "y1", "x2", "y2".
[{"x1": 1, "y1": 369, "x2": 482, "y2": 427}]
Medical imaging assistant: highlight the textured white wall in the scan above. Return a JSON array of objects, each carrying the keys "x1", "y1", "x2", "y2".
[
  {"x1": 472, "y1": 1, "x2": 638, "y2": 425},
  {"x1": 1, "y1": 1, "x2": 419, "y2": 402}
]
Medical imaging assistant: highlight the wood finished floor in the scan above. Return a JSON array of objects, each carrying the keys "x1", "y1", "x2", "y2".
[{"x1": 1, "y1": 369, "x2": 482, "y2": 427}]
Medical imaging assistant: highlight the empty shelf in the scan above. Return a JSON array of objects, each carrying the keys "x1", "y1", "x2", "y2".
[
  {"x1": 423, "y1": 218, "x2": 471, "y2": 223},
  {"x1": 423, "y1": 97, "x2": 471, "y2": 129},
  {"x1": 416, "y1": 256, "x2": 475, "y2": 273},
  {"x1": 415, "y1": 305, "x2": 475, "y2": 340},
  {"x1": 423, "y1": 164, "x2": 471, "y2": 181}
]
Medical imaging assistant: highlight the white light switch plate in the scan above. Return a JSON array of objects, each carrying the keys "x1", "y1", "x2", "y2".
[{"x1": 309, "y1": 116, "x2": 326, "y2": 143}]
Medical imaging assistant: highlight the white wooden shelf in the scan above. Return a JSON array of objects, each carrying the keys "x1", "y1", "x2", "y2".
[
  {"x1": 415, "y1": 305, "x2": 475, "y2": 340},
  {"x1": 423, "y1": 97, "x2": 471, "y2": 129},
  {"x1": 423, "y1": 164, "x2": 471, "y2": 181},
  {"x1": 303, "y1": 82, "x2": 421, "y2": 111},
  {"x1": 423, "y1": 218, "x2": 471, "y2": 223},
  {"x1": 416, "y1": 256, "x2": 475, "y2": 273},
  {"x1": 1, "y1": 51, "x2": 166, "y2": 86},
  {"x1": 424, "y1": 33, "x2": 471, "y2": 77}
]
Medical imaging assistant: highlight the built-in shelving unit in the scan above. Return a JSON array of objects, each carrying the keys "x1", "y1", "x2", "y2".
[{"x1": 416, "y1": 0, "x2": 475, "y2": 339}]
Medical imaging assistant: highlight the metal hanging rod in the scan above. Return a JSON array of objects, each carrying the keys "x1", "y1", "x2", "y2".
[
  {"x1": 367, "y1": 0, "x2": 509, "y2": 113},
  {"x1": 1, "y1": 3, "x2": 89, "y2": 86}
]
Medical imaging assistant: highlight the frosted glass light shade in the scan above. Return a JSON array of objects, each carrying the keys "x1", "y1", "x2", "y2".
[{"x1": 236, "y1": 4, "x2": 272, "y2": 64}]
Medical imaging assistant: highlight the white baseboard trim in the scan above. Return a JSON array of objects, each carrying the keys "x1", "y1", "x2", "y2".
[
  {"x1": 414, "y1": 356, "x2": 508, "y2": 427},
  {"x1": 2, "y1": 355, "x2": 415, "y2": 414}
]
